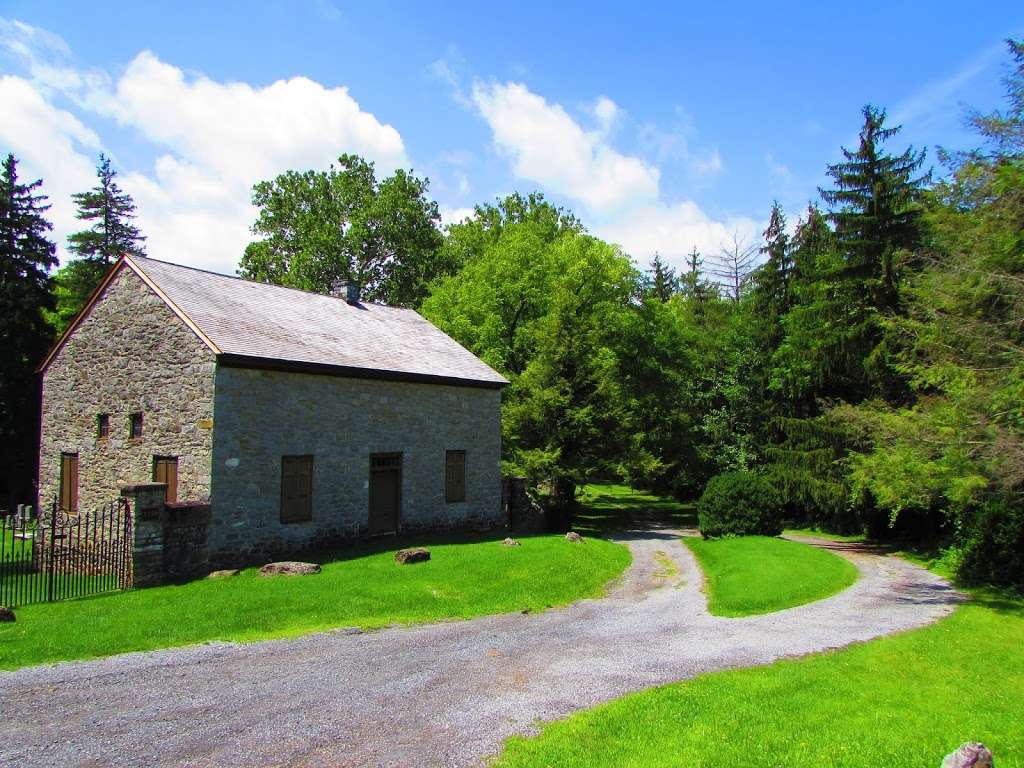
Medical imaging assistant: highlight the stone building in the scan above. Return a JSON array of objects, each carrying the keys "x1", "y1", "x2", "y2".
[{"x1": 38, "y1": 255, "x2": 507, "y2": 567}]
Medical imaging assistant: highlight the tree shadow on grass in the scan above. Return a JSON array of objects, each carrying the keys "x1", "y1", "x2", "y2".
[
  {"x1": 574, "y1": 486, "x2": 697, "y2": 537},
  {"x1": 275, "y1": 528, "x2": 538, "y2": 568}
]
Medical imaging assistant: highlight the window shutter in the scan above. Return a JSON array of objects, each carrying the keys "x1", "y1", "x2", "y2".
[
  {"x1": 446, "y1": 450, "x2": 466, "y2": 503},
  {"x1": 153, "y1": 457, "x2": 179, "y2": 503},
  {"x1": 281, "y1": 456, "x2": 313, "y2": 523}
]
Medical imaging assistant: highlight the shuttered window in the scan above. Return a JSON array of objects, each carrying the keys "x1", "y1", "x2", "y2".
[
  {"x1": 445, "y1": 450, "x2": 466, "y2": 503},
  {"x1": 280, "y1": 455, "x2": 313, "y2": 524},
  {"x1": 153, "y1": 456, "x2": 179, "y2": 504},
  {"x1": 60, "y1": 452, "x2": 79, "y2": 515}
]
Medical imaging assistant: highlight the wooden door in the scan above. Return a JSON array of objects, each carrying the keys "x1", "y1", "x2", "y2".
[
  {"x1": 60, "y1": 453, "x2": 79, "y2": 515},
  {"x1": 368, "y1": 453, "x2": 401, "y2": 535},
  {"x1": 153, "y1": 456, "x2": 179, "y2": 504}
]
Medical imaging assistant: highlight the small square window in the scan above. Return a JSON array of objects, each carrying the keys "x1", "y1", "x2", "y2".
[
  {"x1": 129, "y1": 412, "x2": 143, "y2": 439},
  {"x1": 97, "y1": 413, "x2": 110, "y2": 438}
]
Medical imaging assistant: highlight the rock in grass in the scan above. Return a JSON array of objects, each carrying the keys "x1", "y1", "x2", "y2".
[
  {"x1": 502, "y1": 537, "x2": 521, "y2": 547},
  {"x1": 942, "y1": 743, "x2": 994, "y2": 768},
  {"x1": 395, "y1": 547, "x2": 431, "y2": 564},
  {"x1": 565, "y1": 531, "x2": 583, "y2": 543},
  {"x1": 259, "y1": 561, "x2": 321, "y2": 577},
  {"x1": 208, "y1": 569, "x2": 240, "y2": 579},
  {"x1": 0, "y1": 606, "x2": 15, "y2": 623}
]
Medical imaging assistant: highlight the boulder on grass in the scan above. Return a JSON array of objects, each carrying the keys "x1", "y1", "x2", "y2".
[
  {"x1": 565, "y1": 531, "x2": 583, "y2": 543},
  {"x1": 942, "y1": 743, "x2": 994, "y2": 768},
  {"x1": 208, "y1": 569, "x2": 240, "y2": 579},
  {"x1": 395, "y1": 547, "x2": 431, "y2": 564},
  {"x1": 259, "y1": 561, "x2": 321, "y2": 577},
  {"x1": 502, "y1": 537, "x2": 521, "y2": 547},
  {"x1": 0, "y1": 606, "x2": 14, "y2": 623}
]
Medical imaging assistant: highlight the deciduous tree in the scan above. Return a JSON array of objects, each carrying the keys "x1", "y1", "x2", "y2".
[{"x1": 239, "y1": 154, "x2": 444, "y2": 307}]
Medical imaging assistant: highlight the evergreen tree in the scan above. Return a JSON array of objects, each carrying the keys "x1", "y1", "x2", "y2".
[
  {"x1": 645, "y1": 253, "x2": 680, "y2": 302},
  {"x1": 52, "y1": 155, "x2": 146, "y2": 333},
  {"x1": 0, "y1": 154, "x2": 56, "y2": 509},
  {"x1": 820, "y1": 105, "x2": 928, "y2": 312},
  {"x1": 67, "y1": 154, "x2": 145, "y2": 264},
  {"x1": 751, "y1": 202, "x2": 793, "y2": 338},
  {"x1": 968, "y1": 38, "x2": 1024, "y2": 156},
  {"x1": 680, "y1": 246, "x2": 713, "y2": 310}
]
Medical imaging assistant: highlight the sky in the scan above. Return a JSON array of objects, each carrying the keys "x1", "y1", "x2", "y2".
[{"x1": 2, "y1": 1, "x2": 1022, "y2": 277}]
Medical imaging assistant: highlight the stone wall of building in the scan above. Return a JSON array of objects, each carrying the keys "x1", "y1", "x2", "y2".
[
  {"x1": 39, "y1": 266, "x2": 217, "y2": 514},
  {"x1": 209, "y1": 366, "x2": 504, "y2": 565}
]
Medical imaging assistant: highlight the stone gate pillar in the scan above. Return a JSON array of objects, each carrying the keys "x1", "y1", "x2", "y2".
[{"x1": 121, "y1": 483, "x2": 167, "y2": 588}]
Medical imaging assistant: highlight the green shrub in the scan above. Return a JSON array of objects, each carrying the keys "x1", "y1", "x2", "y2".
[
  {"x1": 698, "y1": 471, "x2": 783, "y2": 538},
  {"x1": 958, "y1": 498, "x2": 1024, "y2": 591}
]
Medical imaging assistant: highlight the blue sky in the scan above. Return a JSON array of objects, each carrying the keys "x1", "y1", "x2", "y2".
[{"x1": 2, "y1": 1, "x2": 1022, "y2": 275}]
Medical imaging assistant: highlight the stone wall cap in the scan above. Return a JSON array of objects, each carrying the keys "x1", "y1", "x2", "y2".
[{"x1": 120, "y1": 483, "x2": 168, "y2": 494}]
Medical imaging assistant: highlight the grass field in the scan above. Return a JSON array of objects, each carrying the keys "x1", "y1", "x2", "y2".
[
  {"x1": 684, "y1": 535, "x2": 859, "y2": 616},
  {"x1": 496, "y1": 597, "x2": 1024, "y2": 767},
  {"x1": 0, "y1": 531, "x2": 630, "y2": 670}
]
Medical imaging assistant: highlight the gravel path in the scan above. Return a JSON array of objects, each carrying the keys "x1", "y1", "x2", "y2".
[{"x1": 0, "y1": 530, "x2": 960, "y2": 768}]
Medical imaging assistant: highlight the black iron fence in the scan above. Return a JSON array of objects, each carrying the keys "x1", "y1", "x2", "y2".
[{"x1": 0, "y1": 499, "x2": 133, "y2": 607}]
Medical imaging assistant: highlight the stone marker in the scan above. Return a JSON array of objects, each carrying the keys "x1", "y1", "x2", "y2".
[
  {"x1": 208, "y1": 569, "x2": 241, "y2": 579},
  {"x1": 0, "y1": 606, "x2": 15, "y2": 623},
  {"x1": 395, "y1": 547, "x2": 431, "y2": 564},
  {"x1": 259, "y1": 561, "x2": 321, "y2": 577},
  {"x1": 565, "y1": 531, "x2": 583, "y2": 543},
  {"x1": 502, "y1": 537, "x2": 521, "y2": 547},
  {"x1": 942, "y1": 742, "x2": 994, "y2": 768}
]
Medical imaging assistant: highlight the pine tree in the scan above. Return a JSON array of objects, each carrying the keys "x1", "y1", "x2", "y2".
[
  {"x1": 752, "y1": 202, "x2": 793, "y2": 324},
  {"x1": 968, "y1": 38, "x2": 1024, "y2": 156},
  {"x1": 52, "y1": 155, "x2": 146, "y2": 332},
  {"x1": 0, "y1": 154, "x2": 56, "y2": 508},
  {"x1": 680, "y1": 246, "x2": 713, "y2": 309},
  {"x1": 645, "y1": 253, "x2": 680, "y2": 302},
  {"x1": 820, "y1": 105, "x2": 928, "y2": 311},
  {"x1": 67, "y1": 154, "x2": 145, "y2": 264}
]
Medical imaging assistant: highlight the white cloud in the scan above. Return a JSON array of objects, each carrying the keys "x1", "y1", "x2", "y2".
[
  {"x1": 472, "y1": 81, "x2": 659, "y2": 214},
  {"x1": 0, "y1": 75, "x2": 100, "y2": 248},
  {"x1": 692, "y1": 148, "x2": 723, "y2": 175},
  {"x1": 0, "y1": 21, "x2": 409, "y2": 274},
  {"x1": 439, "y1": 205, "x2": 475, "y2": 226},
  {"x1": 595, "y1": 202, "x2": 760, "y2": 272},
  {"x1": 469, "y1": 79, "x2": 759, "y2": 269},
  {"x1": 106, "y1": 51, "x2": 406, "y2": 186},
  {"x1": 590, "y1": 96, "x2": 621, "y2": 135}
]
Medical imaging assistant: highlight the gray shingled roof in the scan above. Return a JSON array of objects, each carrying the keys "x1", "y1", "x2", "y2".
[{"x1": 131, "y1": 256, "x2": 507, "y2": 388}]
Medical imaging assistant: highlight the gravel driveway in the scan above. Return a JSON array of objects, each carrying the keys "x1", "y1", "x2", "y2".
[{"x1": 0, "y1": 531, "x2": 960, "y2": 767}]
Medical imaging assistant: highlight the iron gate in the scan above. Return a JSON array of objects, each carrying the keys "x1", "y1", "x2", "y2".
[{"x1": 0, "y1": 499, "x2": 133, "y2": 607}]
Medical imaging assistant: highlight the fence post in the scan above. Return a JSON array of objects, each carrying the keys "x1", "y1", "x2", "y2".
[
  {"x1": 120, "y1": 484, "x2": 167, "y2": 588},
  {"x1": 47, "y1": 500, "x2": 57, "y2": 602}
]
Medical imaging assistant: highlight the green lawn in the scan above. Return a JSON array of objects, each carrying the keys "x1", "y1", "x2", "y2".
[
  {"x1": 684, "y1": 535, "x2": 859, "y2": 617},
  {"x1": 496, "y1": 597, "x2": 1024, "y2": 768},
  {"x1": 0, "y1": 532, "x2": 630, "y2": 670}
]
